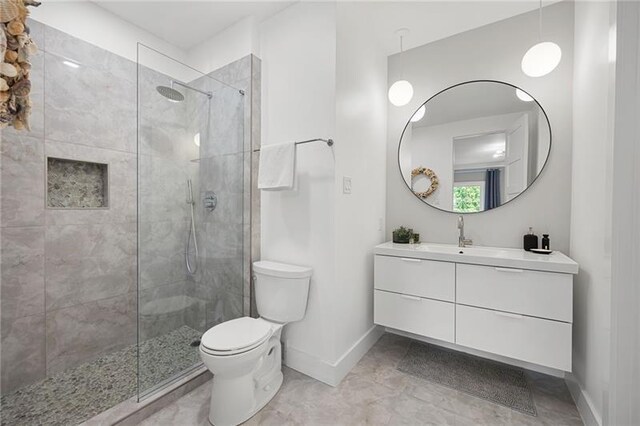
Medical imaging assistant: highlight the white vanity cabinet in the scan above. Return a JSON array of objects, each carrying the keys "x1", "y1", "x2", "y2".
[{"x1": 373, "y1": 242, "x2": 579, "y2": 372}]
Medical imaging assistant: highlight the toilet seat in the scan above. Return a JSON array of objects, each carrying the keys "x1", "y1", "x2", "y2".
[{"x1": 201, "y1": 317, "x2": 273, "y2": 356}]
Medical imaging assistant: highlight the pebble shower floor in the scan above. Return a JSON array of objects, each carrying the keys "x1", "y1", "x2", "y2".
[{"x1": 0, "y1": 326, "x2": 202, "y2": 426}]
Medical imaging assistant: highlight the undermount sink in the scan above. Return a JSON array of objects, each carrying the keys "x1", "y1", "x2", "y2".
[{"x1": 375, "y1": 241, "x2": 579, "y2": 274}]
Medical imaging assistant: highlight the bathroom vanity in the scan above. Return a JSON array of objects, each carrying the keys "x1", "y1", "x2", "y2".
[{"x1": 374, "y1": 242, "x2": 579, "y2": 371}]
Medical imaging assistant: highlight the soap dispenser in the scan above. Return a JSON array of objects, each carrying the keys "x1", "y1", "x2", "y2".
[
  {"x1": 523, "y1": 227, "x2": 539, "y2": 251},
  {"x1": 541, "y1": 234, "x2": 550, "y2": 250}
]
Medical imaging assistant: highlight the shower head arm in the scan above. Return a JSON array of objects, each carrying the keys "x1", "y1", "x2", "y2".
[{"x1": 171, "y1": 80, "x2": 213, "y2": 99}]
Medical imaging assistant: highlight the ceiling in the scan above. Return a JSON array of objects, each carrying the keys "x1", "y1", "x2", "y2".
[
  {"x1": 92, "y1": 1, "x2": 294, "y2": 49},
  {"x1": 90, "y1": 1, "x2": 559, "y2": 54},
  {"x1": 353, "y1": 1, "x2": 561, "y2": 56}
]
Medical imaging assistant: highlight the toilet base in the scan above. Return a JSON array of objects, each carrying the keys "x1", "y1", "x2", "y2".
[{"x1": 208, "y1": 338, "x2": 283, "y2": 426}]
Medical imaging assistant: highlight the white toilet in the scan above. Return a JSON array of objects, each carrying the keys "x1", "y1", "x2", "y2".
[{"x1": 199, "y1": 260, "x2": 312, "y2": 426}]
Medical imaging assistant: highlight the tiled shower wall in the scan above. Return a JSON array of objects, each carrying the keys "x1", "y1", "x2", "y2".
[
  {"x1": 137, "y1": 63, "x2": 197, "y2": 344},
  {"x1": 186, "y1": 55, "x2": 261, "y2": 331},
  {"x1": 0, "y1": 20, "x2": 138, "y2": 393},
  {"x1": 0, "y1": 20, "x2": 260, "y2": 394}
]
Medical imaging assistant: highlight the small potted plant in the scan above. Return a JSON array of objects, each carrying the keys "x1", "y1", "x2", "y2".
[{"x1": 392, "y1": 226, "x2": 414, "y2": 244}]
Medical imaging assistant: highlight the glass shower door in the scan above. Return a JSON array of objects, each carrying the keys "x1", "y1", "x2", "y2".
[{"x1": 136, "y1": 44, "x2": 245, "y2": 398}]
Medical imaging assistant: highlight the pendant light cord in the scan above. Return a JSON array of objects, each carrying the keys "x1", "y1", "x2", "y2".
[
  {"x1": 400, "y1": 34, "x2": 405, "y2": 78},
  {"x1": 538, "y1": 0, "x2": 542, "y2": 41}
]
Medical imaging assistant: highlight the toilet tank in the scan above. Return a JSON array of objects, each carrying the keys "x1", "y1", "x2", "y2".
[{"x1": 253, "y1": 261, "x2": 312, "y2": 323}]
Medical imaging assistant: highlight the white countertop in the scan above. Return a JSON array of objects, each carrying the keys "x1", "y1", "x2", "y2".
[{"x1": 375, "y1": 242, "x2": 579, "y2": 274}]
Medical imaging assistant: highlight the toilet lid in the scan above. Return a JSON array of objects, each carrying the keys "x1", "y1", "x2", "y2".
[{"x1": 201, "y1": 317, "x2": 272, "y2": 353}]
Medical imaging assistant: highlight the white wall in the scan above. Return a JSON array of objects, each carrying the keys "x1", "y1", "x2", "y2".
[
  {"x1": 386, "y1": 2, "x2": 574, "y2": 253},
  {"x1": 608, "y1": 1, "x2": 640, "y2": 425},
  {"x1": 30, "y1": 1, "x2": 258, "y2": 79},
  {"x1": 259, "y1": 1, "x2": 339, "y2": 374},
  {"x1": 187, "y1": 16, "x2": 259, "y2": 75},
  {"x1": 569, "y1": 2, "x2": 617, "y2": 425},
  {"x1": 30, "y1": 1, "x2": 188, "y2": 77},
  {"x1": 333, "y1": 1, "x2": 388, "y2": 367},
  {"x1": 259, "y1": 1, "x2": 388, "y2": 385}
]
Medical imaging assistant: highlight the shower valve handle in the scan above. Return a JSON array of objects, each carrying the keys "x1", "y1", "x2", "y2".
[{"x1": 204, "y1": 192, "x2": 217, "y2": 212}]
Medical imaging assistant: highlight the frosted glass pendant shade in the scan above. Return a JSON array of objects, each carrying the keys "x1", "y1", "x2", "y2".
[
  {"x1": 388, "y1": 80, "x2": 414, "y2": 106},
  {"x1": 410, "y1": 105, "x2": 426, "y2": 122},
  {"x1": 521, "y1": 42, "x2": 562, "y2": 77}
]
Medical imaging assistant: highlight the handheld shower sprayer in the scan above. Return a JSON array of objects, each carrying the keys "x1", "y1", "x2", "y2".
[{"x1": 185, "y1": 179, "x2": 199, "y2": 275}]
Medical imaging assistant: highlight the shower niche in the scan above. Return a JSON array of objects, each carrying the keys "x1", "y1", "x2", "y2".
[{"x1": 47, "y1": 157, "x2": 109, "y2": 208}]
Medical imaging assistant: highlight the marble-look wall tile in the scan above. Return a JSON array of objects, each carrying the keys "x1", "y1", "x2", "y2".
[
  {"x1": 249, "y1": 56, "x2": 261, "y2": 316},
  {"x1": 0, "y1": 133, "x2": 45, "y2": 227},
  {"x1": 139, "y1": 154, "x2": 192, "y2": 223},
  {"x1": 45, "y1": 222, "x2": 136, "y2": 310},
  {"x1": 207, "y1": 56, "x2": 251, "y2": 90},
  {"x1": 44, "y1": 51, "x2": 136, "y2": 153},
  {"x1": 1, "y1": 314, "x2": 46, "y2": 393},
  {"x1": 44, "y1": 26, "x2": 136, "y2": 83},
  {"x1": 139, "y1": 220, "x2": 189, "y2": 289},
  {"x1": 1, "y1": 227, "x2": 45, "y2": 319},
  {"x1": 138, "y1": 65, "x2": 199, "y2": 164},
  {"x1": 26, "y1": 18, "x2": 45, "y2": 50},
  {"x1": 200, "y1": 222, "x2": 244, "y2": 260},
  {"x1": 194, "y1": 257, "x2": 244, "y2": 299},
  {"x1": 206, "y1": 290, "x2": 244, "y2": 329},
  {"x1": 45, "y1": 293, "x2": 136, "y2": 374},
  {"x1": 44, "y1": 140, "x2": 136, "y2": 225},
  {"x1": 199, "y1": 87, "x2": 244, "y2": 158},
  {"x1": 139, "y1": 282, "x2": 192, "y2": 341},
  {"x1": 251, "y1": 55, "x2": 262, "y2": 152}
]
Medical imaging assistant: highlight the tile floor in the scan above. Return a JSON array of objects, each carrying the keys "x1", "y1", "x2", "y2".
[
  {"x1": 1, "y1": 326, "x2": 202, "y2": 426},
  {"x1": 137, "y1": 333, "x2": 583, "y2": 425}
]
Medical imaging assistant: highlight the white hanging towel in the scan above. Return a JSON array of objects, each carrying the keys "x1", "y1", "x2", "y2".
[{"x1": 258, "y1": 142, "x2": 296, "y2": 190}]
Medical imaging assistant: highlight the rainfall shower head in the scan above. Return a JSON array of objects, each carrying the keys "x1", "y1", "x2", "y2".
[
  {"x1": 156, "y1": 80, "x2": 213, "y2": 102},
  {"x1": 156, "y1": 85, "x2": 185, "y2": 103}
]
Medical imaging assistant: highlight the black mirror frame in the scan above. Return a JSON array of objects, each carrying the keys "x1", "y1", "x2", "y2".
[{"x1": 396, "y1": 79, "x2": 553, "y2": 215}]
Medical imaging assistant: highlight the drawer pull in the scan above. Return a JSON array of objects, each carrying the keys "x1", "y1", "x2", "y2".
[
  {"x1": 495, "y1": 267, "x2": 524, "y2": 273},
  {"x1": 400, "y1": 294, "x2": 422, "y2": 301},
  {"x1": 400, "y1": 258, "x2": 421, "y2": 263},
  {"x1": 494, "y1": 311, "x2": 524, "y2": 319}
]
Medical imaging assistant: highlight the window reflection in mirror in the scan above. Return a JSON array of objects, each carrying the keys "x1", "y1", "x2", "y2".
[{"x1": 398, "y1": 80, "x2": 551, "y2": 213}]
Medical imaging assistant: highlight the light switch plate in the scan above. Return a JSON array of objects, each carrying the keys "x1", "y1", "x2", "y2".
[{"x1": 343, "y1": 176, "x2": 352, "y2": 194}]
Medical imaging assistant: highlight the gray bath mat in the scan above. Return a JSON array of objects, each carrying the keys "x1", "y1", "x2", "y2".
[{"x1": 397, "y1": 342, "x2": 537, "y2": 416}]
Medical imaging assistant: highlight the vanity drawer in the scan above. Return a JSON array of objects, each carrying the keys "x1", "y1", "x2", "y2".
[
  {"x1": 375, "y1": 255, "x2": 455, "y2": 301},
  {"x1": 456, "y1": 264, "x2": 572, "y2": 322},
  {"x1": 374, "y1": 290, "x2": 454, "y2": 342},
  {"x1": 456, "y1": 305, "x2": 572, "y2": 371}
]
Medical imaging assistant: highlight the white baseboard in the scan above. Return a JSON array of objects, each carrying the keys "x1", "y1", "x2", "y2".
[
  {"x1": 283, "y1": 325, "x2": 384, "y2": 387},
  {"x1": 565, "y1": 373, "x2": 602, "y2": 426}
]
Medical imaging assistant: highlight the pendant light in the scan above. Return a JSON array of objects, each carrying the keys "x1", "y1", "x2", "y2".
[
  {"x1": 388, "y1": 28, "x2": 413, "y2": 106},
  {"x1": 521, "y1": 0, "x2": 561, "y2": 77}
]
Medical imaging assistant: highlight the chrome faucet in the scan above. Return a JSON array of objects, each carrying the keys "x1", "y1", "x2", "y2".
[{"x1": 457, "y1": 216, "x2": 472, "y2": 248}]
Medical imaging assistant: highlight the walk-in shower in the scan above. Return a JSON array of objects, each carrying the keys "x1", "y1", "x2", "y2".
[{"x1": 0, "y1": 24, "x2": 249, "y2": 426}]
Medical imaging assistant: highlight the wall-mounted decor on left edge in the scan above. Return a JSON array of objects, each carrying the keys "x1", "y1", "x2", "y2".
[{"x1": 0, "y1": 0, "x2": 41, "y2": 131}]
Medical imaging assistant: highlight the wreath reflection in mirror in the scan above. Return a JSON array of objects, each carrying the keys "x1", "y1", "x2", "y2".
[{"x1": 411, "y1": 167, "x2": 439, "y2": 199}]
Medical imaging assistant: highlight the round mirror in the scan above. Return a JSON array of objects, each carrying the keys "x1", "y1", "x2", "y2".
[{"x1": 398, "y1": 80, "x2": 551, "y2": 213}]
